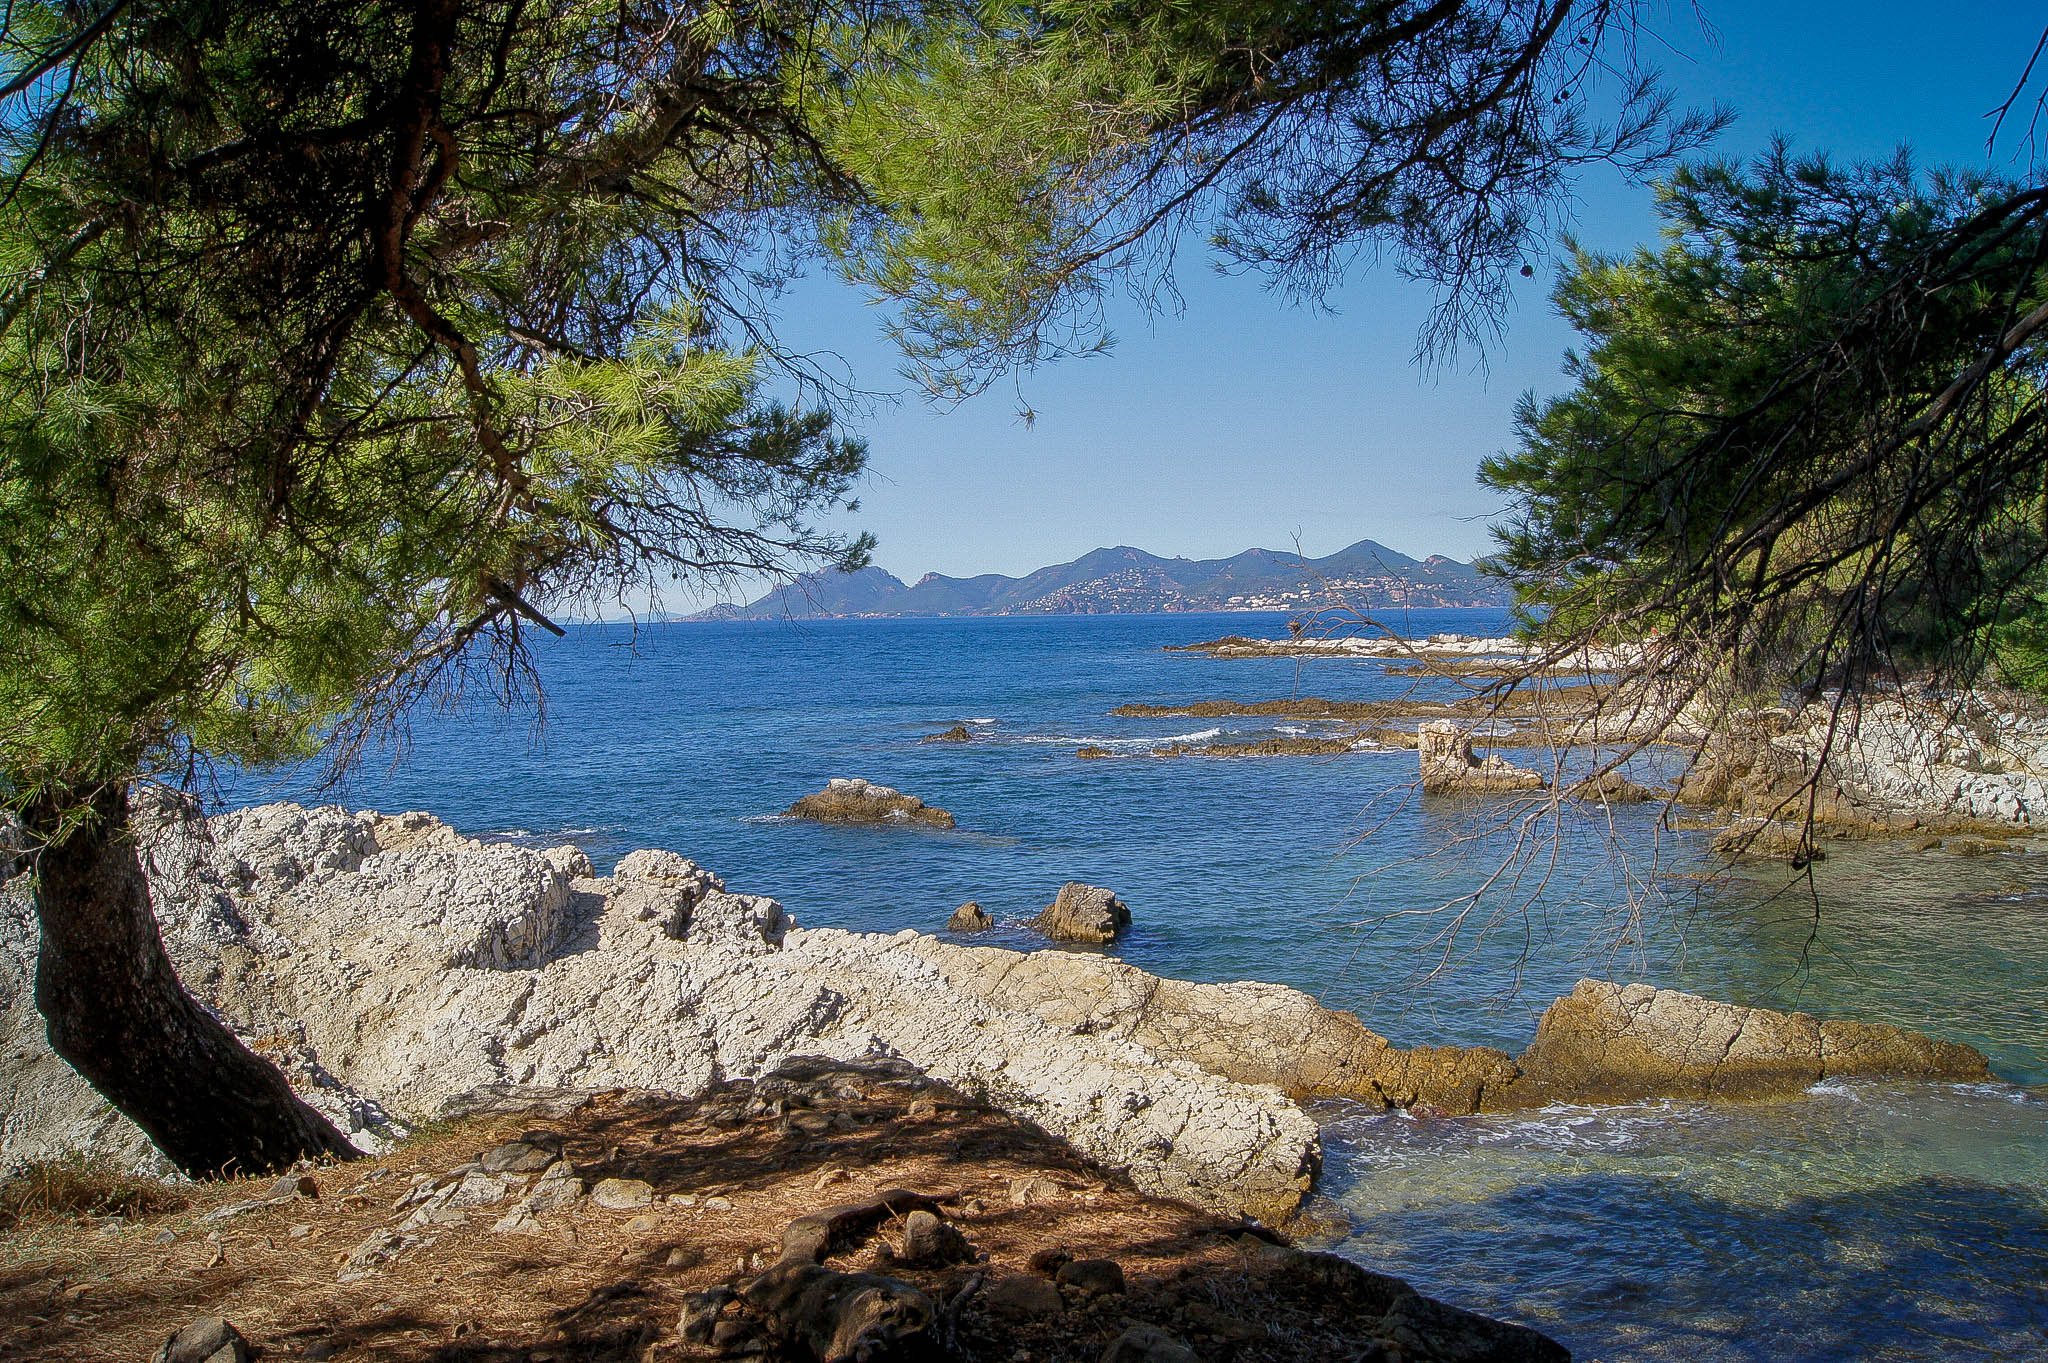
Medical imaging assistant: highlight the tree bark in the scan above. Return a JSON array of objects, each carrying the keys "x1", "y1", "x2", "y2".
[{"x1": 22, "y1": 782, "x2": 359, "y2": 1178}]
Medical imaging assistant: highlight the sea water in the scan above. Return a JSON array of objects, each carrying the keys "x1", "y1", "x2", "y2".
[{"x1": 228, "y1": 610, "x2": 2048, "y2": 1361}]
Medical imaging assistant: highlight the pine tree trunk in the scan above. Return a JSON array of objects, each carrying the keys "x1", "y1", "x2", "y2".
[{"x1": 23, "y1": 782, "x2": 359, "y2": 1178}]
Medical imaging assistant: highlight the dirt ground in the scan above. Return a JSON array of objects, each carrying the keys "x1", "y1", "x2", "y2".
[{"x1": 0, "y1": 1061, "x2": 1561, "y2": 1363}]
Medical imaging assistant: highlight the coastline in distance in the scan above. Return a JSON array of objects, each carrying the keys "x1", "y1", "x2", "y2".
[{"x1": 691, "y1": 539, "x2": 1510, "y2": 620}]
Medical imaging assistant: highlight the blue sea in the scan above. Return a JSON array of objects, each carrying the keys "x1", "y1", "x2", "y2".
[{"x1": 230, "y1": 610, "x2": 2048, "y2": 1362}]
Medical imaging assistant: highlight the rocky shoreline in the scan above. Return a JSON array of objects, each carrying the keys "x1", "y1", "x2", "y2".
[
  {"x1": 1, "y1": 801, "x2": 1989, "y2": 1230},
  {"x1": 1131, "y1": 630, "x2": 2048, "y2": 850}
]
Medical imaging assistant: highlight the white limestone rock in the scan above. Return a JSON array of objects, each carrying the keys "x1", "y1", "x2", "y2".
[{"x1": 0, "y1": 802, "x2": 1318, "y2": 1222}]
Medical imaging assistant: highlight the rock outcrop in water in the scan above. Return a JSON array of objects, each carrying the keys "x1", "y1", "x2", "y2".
[
  {"x1": 785, "y1": 779, "x2": 956, "y2": 830},
  {"x1": 1028, "y1": 882, "x2": 1130, "y2": 943},
  {"x1": 1514, "y1": 979, "x2": 1990, "y2": 1103},
  {"x1": 945, "y1": 901, "x2": 992, "y2": 932},
  {"x1": 1675, "y1": 695, "x2": 2048, "y2": 838},
  {"x1": 1417, "y1": 721, "x2": 1548, "y2": 795}
]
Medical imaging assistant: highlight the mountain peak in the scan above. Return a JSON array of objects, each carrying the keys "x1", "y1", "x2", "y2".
[{"x1": 695, "y1": 540, "x2": 1503, "y2": 619}]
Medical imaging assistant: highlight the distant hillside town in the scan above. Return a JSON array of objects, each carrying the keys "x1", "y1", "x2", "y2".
[{"x1": 691, "y1": 540, "x2": 1511, "y2": 619}]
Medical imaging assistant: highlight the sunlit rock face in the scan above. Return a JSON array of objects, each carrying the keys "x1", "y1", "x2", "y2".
[{"x1": 0, "y1": 802, "x2": 1316, "y2": 1222}]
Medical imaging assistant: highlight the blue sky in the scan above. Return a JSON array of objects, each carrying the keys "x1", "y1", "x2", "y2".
[{"x1": 701, "y1": 1, "x2": 2046, "y2": 605}]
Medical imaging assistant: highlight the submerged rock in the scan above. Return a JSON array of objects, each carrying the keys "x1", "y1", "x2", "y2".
[
  {"x1": 1712, "y1": 816, "x2": 1824, "y2": 864},
  {"x1": 1029, "y1": 882, "x2": 1130, "y2": 944},
  {"x1": 786, "y1": 779, "x2": 956, "y2": 830}
]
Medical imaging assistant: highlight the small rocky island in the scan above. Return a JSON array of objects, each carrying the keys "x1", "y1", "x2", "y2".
[{"x1": 785, "y1": 778, "x2": 956, "y2": 829}]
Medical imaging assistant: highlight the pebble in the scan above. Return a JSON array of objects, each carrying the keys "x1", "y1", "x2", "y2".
[
  {"x1": 1057, "y1": 1258, "x2": 1126, "y2": 1295},
  {"x1": 269, "y1": 1173, "x2": 319, "y2": 1200},
  {"x1": 983, "y1": 1273, "x2": 1064, "y2": 1317},
  {"x1": 1008, "y1": 1175, "x2": 1062, "y2": 1207},
  {"x1": 590, "y1": 1178, "x2": 655, "y2": 1210},
  {"x1": 481, "y1": 1139, "x2": 559, "y2": 1174}
]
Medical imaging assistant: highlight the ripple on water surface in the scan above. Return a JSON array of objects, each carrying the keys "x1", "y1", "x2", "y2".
[
  {"x1": 226, "y1": 613, "x2": 2048, "y2": 1361},
  {"x1": 1316, "y1": 1080, "x2": 2048, "y2": 1362}
]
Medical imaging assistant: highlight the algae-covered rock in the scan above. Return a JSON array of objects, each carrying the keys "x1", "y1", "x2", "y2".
[
  {"x1": 786, "y1": 779, "x2": 956, "y2": 830},
  {"x1": 1712, "y1": 816, "x2": 1824, "y2": 864}
]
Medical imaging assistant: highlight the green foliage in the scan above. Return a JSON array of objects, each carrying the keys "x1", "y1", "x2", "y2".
[
  {"x1": 820, "y1": 0, "x2": 1719, "y2": 397},
  {"x1": 0, "y1": 0, "x2": 1714, "y2": 807},
  {"x1": 0, "y1": 1, "x2": 878, "y2": 803},
  {"x1": 1482, "y1": 147, "x2": 2048, "y2": 695}
]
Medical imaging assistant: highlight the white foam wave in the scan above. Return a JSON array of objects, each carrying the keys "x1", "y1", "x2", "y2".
[
  {"x1": 1018, "y1": 727, "x2": 1226, "y2": 751},
  {"x1": 965, "y1": 717, "x2": 998, "y2": 725}
]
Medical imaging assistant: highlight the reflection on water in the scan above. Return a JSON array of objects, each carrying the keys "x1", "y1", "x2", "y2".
[{"x1": 1316, "y1": 1082, "x2": 2048, "y2": 1362}]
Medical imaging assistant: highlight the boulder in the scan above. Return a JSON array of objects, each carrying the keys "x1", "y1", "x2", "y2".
[
  {"x1": 1056, "y1": 1257, "x2": 1125, "y2": 1295},
  {"x1": 1516, "y1": 980, "x2": 1989, "y2": 1103},
  {"x1": 480, "y1": 1137, "x2": 558, "y2": 1173},
  {"x1": 1028, "y1": 882, "x2": 1130, "y2": 944},
  {"x1": 921, "y1": 725, "x2": 974, "y2": 743},
  {"x1": 591, "y1": 1177, "x2": 655, "y2": 1210},
  {"x1": 983, "y1": 1273, "x2": 1064, "y2": 1317},
  {"x1": 785, "y1": 778, "x2": 956, "y2": 830},
  {"x1": 1100, "y1": 1326, "x2": 1196, "y2": 1363},
  {"x1": 1417, "y1": 722, "x2": 1547, "y2": 795},
  {"x1": 1567, "y1": 769, "x2": 1661, "y2": 804},
  {"x1": 946, "y1": 901, "x2": 993, "y2": 933},
  {"x1": 900, "y1": 937, "x2": 1522, "y2": 1116},
  {"x1": 153, "y1": 1317, "x2": 251, "y2": 1363},
  {"x1": 742, "y1": 1262, "x2": 935, "y2": 1363}
]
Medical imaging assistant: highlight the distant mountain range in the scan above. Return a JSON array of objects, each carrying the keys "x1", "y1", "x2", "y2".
[{"x1": 691, "y1": 540, "x2": 1511, "y2": 619}]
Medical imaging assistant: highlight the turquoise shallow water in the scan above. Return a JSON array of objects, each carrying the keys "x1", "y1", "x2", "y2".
[{"x1": 228, "y1": 611, "x2": 2048, "y2": 1360}]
